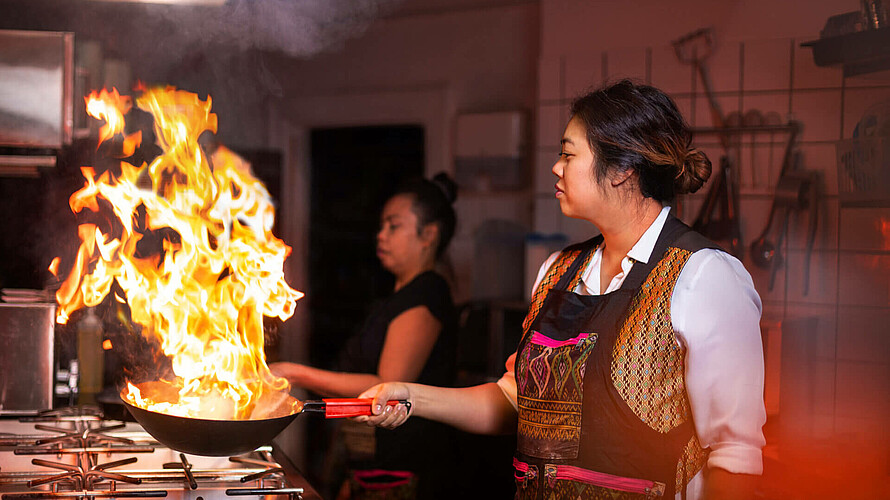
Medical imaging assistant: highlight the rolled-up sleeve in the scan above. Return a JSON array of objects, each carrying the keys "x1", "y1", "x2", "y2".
[{"x1": 672, "y1": 249, "x2": 767, "y2": 475}]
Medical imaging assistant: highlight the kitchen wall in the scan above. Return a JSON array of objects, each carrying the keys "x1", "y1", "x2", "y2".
[
  {"x1": 265, "y1": 0, "x2": 539, "y2": 469},
  {"x1": 533, "y1": 0, "x2": 889, "y2": 495},
  {"x1": 269, "y1": 1, "x2": 539, "y2": 327}
]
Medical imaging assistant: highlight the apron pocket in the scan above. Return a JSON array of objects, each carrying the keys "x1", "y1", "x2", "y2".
[{"x1": 516, "y1": 331, "x2": 597, "y2": 459}]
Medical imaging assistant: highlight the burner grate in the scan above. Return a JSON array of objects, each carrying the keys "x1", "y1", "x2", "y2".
[{"x1": 0, "y1": 414, "x2": 309, "y2": 500}]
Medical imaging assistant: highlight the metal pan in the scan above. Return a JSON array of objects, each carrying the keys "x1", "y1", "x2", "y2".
[{"x1": 120, "y1": 381, "x2": 408, "y2": 456}]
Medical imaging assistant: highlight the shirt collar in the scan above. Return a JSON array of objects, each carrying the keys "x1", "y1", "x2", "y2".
[
  {"x1": 627, "y1": 205, "x2": 672, "y2": 264},
  {"x1": 578, "y1": 205, "x2": 671, "y2": 295}
]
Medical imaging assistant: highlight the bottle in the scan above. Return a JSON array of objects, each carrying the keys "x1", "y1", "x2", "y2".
[{"x1": 77, "y1": 307, "x2": 104, "y2": 405}]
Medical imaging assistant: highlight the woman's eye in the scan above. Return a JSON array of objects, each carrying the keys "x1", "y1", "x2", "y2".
[{"x1": 558, "y1": 152, "x2": 571, "y2": 158}]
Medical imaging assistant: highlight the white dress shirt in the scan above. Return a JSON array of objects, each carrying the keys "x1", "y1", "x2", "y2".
[{"x1": 497, "y1": 206, "x2": 766, "y2": 499}]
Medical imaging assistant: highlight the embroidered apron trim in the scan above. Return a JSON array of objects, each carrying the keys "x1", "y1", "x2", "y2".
[
  {"x1": 516, "y1": 330, "x2": 598, "y2": 451},
  {"x1": 676, "y1": 433, "x2": 710, "y2": 494},
  {"x1": 611, "y1": 246, "x2": 693, "y2": 433}
]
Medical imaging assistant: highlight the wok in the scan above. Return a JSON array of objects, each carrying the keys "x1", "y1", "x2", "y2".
[{"x1": 121, "y1": 381, "x2": 408, "y2": 456}]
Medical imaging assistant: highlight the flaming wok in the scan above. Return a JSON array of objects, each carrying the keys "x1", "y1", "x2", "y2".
[{"x1": 121, "y1": 381, "x2": 408, "y2": 456}]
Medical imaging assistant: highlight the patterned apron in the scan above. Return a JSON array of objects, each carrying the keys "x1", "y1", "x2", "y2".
[{"x1": 513, "y1": 216, "x2": 714, "y2": 500}]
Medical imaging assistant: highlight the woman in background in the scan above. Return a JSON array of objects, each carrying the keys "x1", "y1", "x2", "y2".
[
  {"x1": 356, "y1": 81, "x2": 766, "y2": 500},
  {"x1": 272, "y1": 173, "x2": 459, "y2": 500}
]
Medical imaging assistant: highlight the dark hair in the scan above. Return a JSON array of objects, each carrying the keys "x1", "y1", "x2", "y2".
[
  {"x1": 569, "y1": 79, "x2": 711, "y2": 202},
  {"x1": 392, "y1": 172, "x2": 458, "y2": 258}
]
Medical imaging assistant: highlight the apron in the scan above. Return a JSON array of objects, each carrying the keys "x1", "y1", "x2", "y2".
[{"x1": 513, "y1": 216, "x2": 714, "y2": 500}]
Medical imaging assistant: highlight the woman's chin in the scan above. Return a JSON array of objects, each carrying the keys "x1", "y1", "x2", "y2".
[{"x1": 377, "y1": 257, "x2": 395, "y2": 272}]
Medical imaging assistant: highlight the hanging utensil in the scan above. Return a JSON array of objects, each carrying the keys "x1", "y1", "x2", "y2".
[
  {"x1": 750, "y1": 123, "x2": 801, "y2": 274},
  {"x1": 752, "y1": 169, "x2": 820, "y2": 293},
  {"x1": 673, "y1": 28, "x2": 729, "y2": 149},
  {"x1": 691, "y1": 155, "x2": 743, "y2": 257},
  {"x1": 743, "y1": 109, "x2": 764, "y2": 187},
  {"x1": 763, "y1": 111, "x2": 784, "y2": 189},
  {"x1": 675, "y1": 28, "x2": 743, "y2": 256}
]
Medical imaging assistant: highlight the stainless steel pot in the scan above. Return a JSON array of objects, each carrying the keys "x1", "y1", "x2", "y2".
[{"x1": 0, "y1": 303, "x2": 56, "y2": 414}]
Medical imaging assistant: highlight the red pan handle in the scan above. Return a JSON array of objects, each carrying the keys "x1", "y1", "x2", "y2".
[{"x1": 321, "y1": 398, "x2": 410, "y2": 418}]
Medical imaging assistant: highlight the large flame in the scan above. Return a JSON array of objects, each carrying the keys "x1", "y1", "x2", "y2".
[{"x1": 52, "y1": 86, "x2": 303, "y2": 420}]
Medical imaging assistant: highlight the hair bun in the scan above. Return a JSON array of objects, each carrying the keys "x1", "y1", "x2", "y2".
[
  {"x1": 431, "y1": 171, "x2": 458, "y2": 204},
  {"x1": 675, "y1": 148, "x2": 711, "y2": 194}
]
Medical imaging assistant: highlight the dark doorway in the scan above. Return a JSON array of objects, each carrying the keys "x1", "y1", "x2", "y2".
[
  {"x1": 307, "y1": 125, "x2": 425, "y2": 369},
  {"x1": 305, "y1": 125, "x2": 424, "y2": 497}
]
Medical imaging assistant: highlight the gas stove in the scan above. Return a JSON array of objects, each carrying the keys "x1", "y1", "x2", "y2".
[{"x1": 0, "y1": 408, "x2": 320, "y2": 500}]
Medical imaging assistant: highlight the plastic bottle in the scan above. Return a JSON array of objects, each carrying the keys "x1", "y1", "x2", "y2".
[{"x1": 77, "y1": 307, "x2": 104, "y2": 405}]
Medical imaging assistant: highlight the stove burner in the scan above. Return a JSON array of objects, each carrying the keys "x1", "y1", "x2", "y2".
[
  {"x1": 166, "y1": 454, "x2": 196, "y2": 490},
  {"x1": 29, "y1": 455, "x2": 141, "y2": 489},
  {"x1": 8, "y1": 417, "x2": 154, "y2": 456},
  {"x1": 0, "y1": 412, "x2": 310, "y2": 500},
  {"x1": 19, "y1": 407, "x2": 104, "y2": 423}
]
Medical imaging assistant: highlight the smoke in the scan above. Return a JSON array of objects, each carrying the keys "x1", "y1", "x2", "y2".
[
  {"x1": 146, "y1": 0, "x2": 405, "y2": 58},
  {"x1": 68, "y1": 0, "x2": 409, "y2": 142}
]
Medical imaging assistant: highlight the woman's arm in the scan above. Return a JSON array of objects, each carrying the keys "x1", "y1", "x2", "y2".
[
  {"x1": 674, "y1": 250, "x2": 766, "y2": 497},
  {"x1": 704, "y1": 468, "x2": 758, "y2": 500},
  {"x1": 356, "y1": 381, "x2": 517, "y2": 435},
  {"x1": 268, "y1": 363, "x2": 381, "y2": 398},
  {"x1": 270, "y1": 305, "x2": 442, "y2": 397},
  {"x1": 377, "y1": 304, "x2": 442, "y2": 382}
]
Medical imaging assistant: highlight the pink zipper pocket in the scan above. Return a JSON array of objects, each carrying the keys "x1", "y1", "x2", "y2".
[
  {"x1": 529, "y1": 331, "x2": 593, "y2": 348},
  {"x1": 513, "y1": 458, "x2": 538, "y2": 485},
  {"x1": 544, "y1": 464, "x2": 665, "y2": 498}
]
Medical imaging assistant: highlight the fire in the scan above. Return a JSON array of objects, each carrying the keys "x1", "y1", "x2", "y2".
[{"x1": 51, "y1": 86, "x2": 304, "y2": 420}]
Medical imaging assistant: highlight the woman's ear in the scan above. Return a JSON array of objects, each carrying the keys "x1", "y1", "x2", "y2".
[
  {"x1": 420, "y1": 224, "x2": 439, "y2": 248},
  {"x1": 610, "y1": 167, "x2": 635, "y2": 187}
]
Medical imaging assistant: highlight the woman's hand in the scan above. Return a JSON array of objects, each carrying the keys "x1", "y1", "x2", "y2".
[{"x1": 355, "y1": 383, "x2": 412, "y2": 429}]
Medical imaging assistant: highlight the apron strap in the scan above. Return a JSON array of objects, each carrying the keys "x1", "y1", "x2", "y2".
[
  {"x1": 553, "y1": 235, "x2": 602, "y2": 291},
  {"x1": 619, "y1": 215, "x2": 692, "y2": 291},
  {"x1": 521, "y1": 235, "x2": 602, "y2": 334}
]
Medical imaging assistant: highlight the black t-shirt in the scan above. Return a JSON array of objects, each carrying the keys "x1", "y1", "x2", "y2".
[
  {"x1": 337, "y1": 270, "x2": 457, "y2": 387},
  {"x1": 336, "y1": 270, "x2": 459, "y2": 499}
]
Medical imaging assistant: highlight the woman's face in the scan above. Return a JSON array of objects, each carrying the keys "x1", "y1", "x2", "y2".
[
  {"x1": 376, "y1": 194, "x2": 431, "y2": 275},
  {"x1": 553, "y1": 116, "x2": 605, "y2": 221}
]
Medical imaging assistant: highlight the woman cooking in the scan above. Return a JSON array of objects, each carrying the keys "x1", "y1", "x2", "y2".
[
  {"x1": 356, "y1": 81, "x2": 766, "y2": 500},
  {"x1": 271, "y1": 173, "x2": 459, "y2": 499}
]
